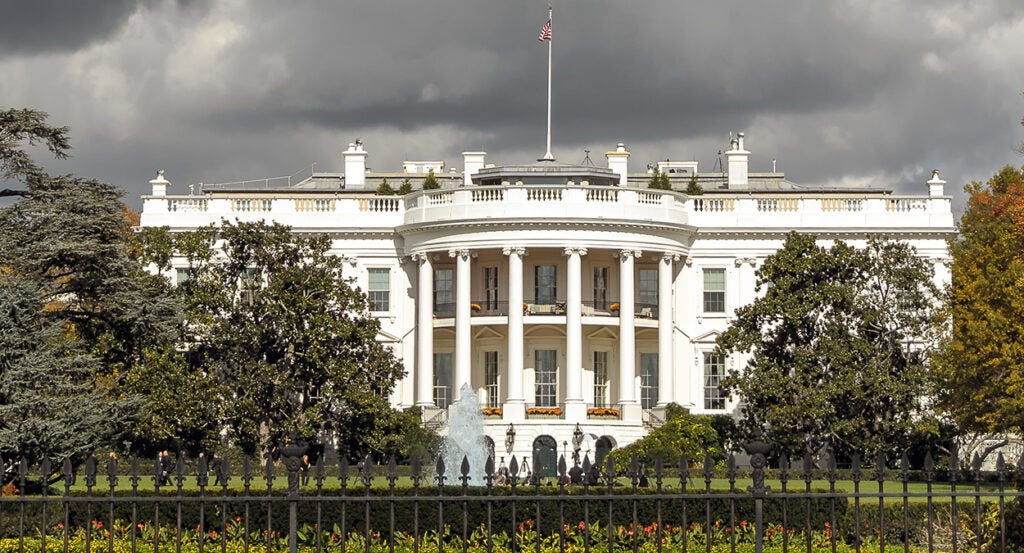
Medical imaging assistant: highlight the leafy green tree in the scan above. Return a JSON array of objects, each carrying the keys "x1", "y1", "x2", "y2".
[
  {"x1": 932, "y1": 166, "x2": 1024, "y2": 440},
  {"x1": 175, "y1": 221, "x2": 405, "y2": 457},
  {"x1": 647, "y1": 169, "x2": 671, "y2": 190},
  {"x1": 375, "y1": 178, "x2": 395, "y2": 196},
  {"x1": 609, "y1": 404, "x2": 724, "y2": 470},
  {"x1": 421, "y1": 170, "x2": 441, "y2": 190},
  {"x1": 717, "y1": 232, "x2": 939, "y2": 461},
  {"x1": 685, "y1": 175, "x2": 704, "y2": 195},
  {"x1": 0, "y1": 108, "x2": 180, "y2": 469},
  {"x1": 397, "y1": 178, "x2": 413, "y2": 195}
]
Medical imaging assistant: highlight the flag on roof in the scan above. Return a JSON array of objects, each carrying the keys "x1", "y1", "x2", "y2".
[{"x1": 538, "y1": 19, "x2": 552, "y2": 42}]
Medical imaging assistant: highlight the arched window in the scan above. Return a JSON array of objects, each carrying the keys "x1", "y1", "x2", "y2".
[
  {"x1": 595, "y1": 435, "x2": 616, "y2": 469},
  {"x1": 484, "y1": 436, "x2": 496, "y2": 466},
  {"x1": 532, "y1": 435, "x2": 558, "y2": 480}
]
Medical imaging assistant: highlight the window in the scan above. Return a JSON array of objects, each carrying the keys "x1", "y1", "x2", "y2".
[
  {"x1": 535, "y1": 265, "x2": 557, "y2": 305},
  {"x1": 434, "y1": 268, "x2": 453, "y2": 314},
  {"x1": 639, "y1": 268, "x2": 658, "y2": 307},
  {"x1": 368, "y1": 268, "x2": 390, "y2": 312},
  {"x1": 434, "y1": 353, "x2": 453, "y2": 408},
  {"x1": 534, "y1": 349, "x2": 557, "y2": 407},
  {"x1": 703, "y1": 268, "x2": 726, "y2": 313},
  {"x1": 593, "y1": 267, "x2": 608, "y2": 309},
  {"x1": 640, "y1": 353, "x2": 658, "y2": 409},
  {"x1": 703, "y1": 352, "x2": 726, "y2": 410},
  {"x1": 175, "y1": 268, "x2": 194, "y2": 286},
  {"x1": 485, "y1": 351, "x2": 499, "y2": 408},
  {"x1": 484, "y1": 267, "x2": 499, "y2": 310},
  {"x1": 593, "y1": 351, "x2": 609, "y2": 407}
]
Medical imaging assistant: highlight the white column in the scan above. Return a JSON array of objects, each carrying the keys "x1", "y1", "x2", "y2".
[
  {"x1": 415, "y1": 253, "x2": 435, "y2": 407},
  {"x1": 658, "y1": 253, "x2": 678, "y2": 407},
  {"x1": 451, "y1": 249, "x2": 472, "y2": 398},
  {"x1": 564, "y1": 247, "x2": 587, "y2": 418},
  {"x1": 618, "y1": 249, "x2": 642, "y2": 421},
  {"x1": 503, "y1": 247, "x2": 526, "y2": 420}
]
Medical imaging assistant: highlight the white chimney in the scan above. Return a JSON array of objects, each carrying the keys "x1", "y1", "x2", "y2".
[
  {"x1": 726, "y1": 132, "x2": 750, "y2": 188},
  {"x1": 927, "y1": 169, "x2": 946, "y2": 197},
  {"x1": 605, "y1": 143, "x2": 630, "y2": 186},
  {"x1": 462, "y1": 152, "x2": 486, "y2": 186},
  {"x1": 149, "y1": 170, "x2": 170, "y2": 196},
  {"x1": 343, "y1": 141, "x2": 368, "y2": 187}
]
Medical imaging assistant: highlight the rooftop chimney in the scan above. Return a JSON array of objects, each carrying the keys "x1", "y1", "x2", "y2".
[
  {"x1": 927, "y1": 169, "x2": 946, "y2": 197},
  {"x1": 726, "y1": 132, "x2": 750, "y2": 188},
  {"x1": 149, "y1": 170, "x2": 170, "y2": 196},
  {"x1": 462, "y1": 152, "x2": 486, "y2": 186},
  {"x1": 605, "y1": 143, "x2": 630, "y2": 186},
  {"x1": 343, "y1": 141, "x2": 368, "y2": 188}
]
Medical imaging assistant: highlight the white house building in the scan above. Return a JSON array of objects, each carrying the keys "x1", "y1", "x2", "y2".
[{"x1": 139, "y1": 134, "x2": 955, "y2": 472}]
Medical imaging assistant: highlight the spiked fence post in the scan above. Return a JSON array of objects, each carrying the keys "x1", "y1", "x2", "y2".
[
  {"x1": 742, "y1": 440, "x2": 771, "y2": 553},
  {"x1": 280, "y1": 438, "x2": 309, "y2": 553}
]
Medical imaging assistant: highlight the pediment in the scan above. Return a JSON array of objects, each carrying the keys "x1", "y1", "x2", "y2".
[
  {"x1": 474, "y1": 327, "x2": 505, "y2": 340},
  {"x1": 586, "y1": 327, "x2": 617, "y2": 340}
]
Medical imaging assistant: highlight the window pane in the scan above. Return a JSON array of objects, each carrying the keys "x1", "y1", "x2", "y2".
[
  {"x1": 535, "y1": 349, "x2": 557, "y2": 407},
  {"x1": 703, "y1": 352, "x2": 725, "y2": 410},
  {"x1": 593, "y1": 267, "x2": 608, "y2": 309},
  {"x1": 640, "y1": 353, "x2": 658, "y2": 409},
  {"x1": 484, "y1": 267, "x2": 499, "y2": 310},
  {"x1": 485, "y1": 351, "x2": 499, "y2": 408},
  {"x1": 434, "y1": 353, "x2": 453, "y2": 408},
  {"x1": 535, "y1": 265, "x2": 557, "y2": 304},
  {"x1": 639, "y1": 269, "x2": 658, "y2": 306},
  {"x1": 434, "y1": 268, "x2": 453, "y2": 313},
  {"x1": 368, "y1": 268, "x2": 390, "y2": 311},
  {"x1": 593, "y1": 351, "x2": 608, "y2": 408},
  {"x1": 703, "y1": 268, "x2": 726, "y2": 313}
]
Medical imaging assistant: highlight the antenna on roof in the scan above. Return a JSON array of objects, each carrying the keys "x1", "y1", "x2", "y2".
[{"x1": 581, "y1": 149, "x2": 593, "y2": 166}]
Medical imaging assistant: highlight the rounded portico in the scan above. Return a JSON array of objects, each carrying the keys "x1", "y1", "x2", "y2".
[{"x1": 399, "y1": 162, "x2": 692, "y2": 439}]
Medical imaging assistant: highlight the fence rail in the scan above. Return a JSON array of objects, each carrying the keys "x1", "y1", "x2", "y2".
[{"x1": 2, "y1": 446, "x2": 1023, "y2": 553}]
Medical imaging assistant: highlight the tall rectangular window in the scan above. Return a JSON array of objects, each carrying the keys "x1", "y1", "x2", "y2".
[
  {"x1": 593, "y1": 267, "x2": 608, "y2": 309},
  {"x1": 368, "y1": 268, "x2": 390, "y2": 312},
  {"x1": 535, "y1": 349, "x2": 557, "y2": 407},
  {"x1": 703, "y1": 268, "x2": 726, "y2": 313},
  {"x1": 485, "y1": 351, "x2": 499, "y2": 408},
  {"x1": 593, "y1": 351, "x2": 609, "y2": 408},
  {"x1": 640, "y1": 353, "x2": 659, "y2": 409},
  {"x1": 484, "y1": 267, "x2": 499, "y2": 310},
  {"x1": 639, "y1": 268, "x2": 658, "y2": 306},
  {"x1": 175, "y1": 268, "x2": 194, "y2": 287},
  {"x1": 703, "y1": 352, "x2": 726, "y2": 410},
  {"x1": 434, "y1": 268, "x2": 453, "y2": 315},
  {"x1": 535, "y1": 265, "x2": 557, "y2": 305},
  {"x1": 433, "y1": 353, "x2": 453, "y2": 408}
]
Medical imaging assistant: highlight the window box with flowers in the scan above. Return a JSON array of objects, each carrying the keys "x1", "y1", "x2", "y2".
[
  {"x1": 609, "y1": 303, "x2": 620, "y2": 313},
  {"x1": 587, "y1": 407, "x2": 621, "y2": 419},
  {"x1": 525, "y1": 406, "x2": 563, "y2": 418},
  {"x1": 470, "y1": 303, "x2": 482, "y2": 312},
  {"x1": 481, "y1": 407, "x2": 503, "y2": 417}
]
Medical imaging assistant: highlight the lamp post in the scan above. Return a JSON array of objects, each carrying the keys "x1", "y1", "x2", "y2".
[
  {"x1": 505, "y1": 423, "x2": 516, "y2": 456},
  {"x1": 572, "y1": 423, "x2": 584, "y2": 466}
]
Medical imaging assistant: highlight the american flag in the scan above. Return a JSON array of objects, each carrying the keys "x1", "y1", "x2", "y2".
[{"x1": 538, "y1": 19, "x2": 552, "y2": 42}]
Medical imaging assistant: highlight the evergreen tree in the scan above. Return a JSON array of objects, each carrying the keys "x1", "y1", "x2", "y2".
[
  {"x1": 647, "y1": 169, "x2": 671, "y2": 190},
  {"x1": 421, "y1": 169, "x2": 441, "y2": 190},
  {"x1": 685, "y1": 175, "x2": 704, "y2": 195},
  {"x1": 397, "y1": 178, "x2": 413, "y2": 195},
  {"x1": 375, "y1": 177, "x2": 395, "y2": 195}
]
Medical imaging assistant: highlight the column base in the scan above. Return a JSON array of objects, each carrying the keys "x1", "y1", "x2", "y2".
[
  {"x1": 502, "y1": 401, "x2": 526, "y2": 421},
  {"x1": 562, "y1": 401, "x2": 587, "y2": 421},
  {"x1": 619, "y1": 402, "x2": 643, "y2": 422}
]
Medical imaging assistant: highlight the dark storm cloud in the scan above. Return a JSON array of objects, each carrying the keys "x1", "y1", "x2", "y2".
[{"x1": 1, "y1": 0, "x2": 1022, "y2": 211}]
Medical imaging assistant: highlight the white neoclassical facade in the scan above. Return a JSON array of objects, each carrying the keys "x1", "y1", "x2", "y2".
[{"x1": 139, "y1": 134, "x2": 955, "y2": 469}]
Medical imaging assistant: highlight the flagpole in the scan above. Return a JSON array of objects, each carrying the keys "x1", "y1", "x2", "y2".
[{"x1": 542, "y1": 4, "x2": 554, "y2": 161}]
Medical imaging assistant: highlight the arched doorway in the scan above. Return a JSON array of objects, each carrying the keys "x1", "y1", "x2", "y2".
[
  {"x1": 532, "y1": 435, "x2": 558, "y2": 480},
  {"x1": 595, "y1": 436, "x2": 616, "y2": 469},
  {"x1": 483, "y1": 436, "x2": 495, "y2": 465}
]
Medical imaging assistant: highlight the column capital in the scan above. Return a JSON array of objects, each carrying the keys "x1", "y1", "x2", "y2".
[
  {"x1": 340, "y1": 254, "x2": 359, "y2": 267},
  {"x1": 661, "y1": 252, "x2": 681, "y2": 263},
  {"x1": 617, "y1": 249, "x2": 643, "y2": 260},
  {"x1": 563, "y1": 247, "x2": 588, "y2": 257},
  {"x1": 734, "y1": 257, "x2": 757, "y2": 267},
  {"x1": 409, "y1": 252, "x2": 431, "y2": 263},
  {"x1": 502, "y1": 246, "x2": 527, "y2": 257},
  {"x1": 448, "y1": 248, "x2": 471, "y2": 260}
]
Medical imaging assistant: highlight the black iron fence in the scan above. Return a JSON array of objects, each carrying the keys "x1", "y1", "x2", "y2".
[{"x1": 2, "y1": 445, "x2": 1023, "y2": 553}]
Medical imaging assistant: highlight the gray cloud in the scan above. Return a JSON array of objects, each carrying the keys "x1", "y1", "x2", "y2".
[{"x1": 1, "y1": 0, "x2": 1022, "y2": 214}]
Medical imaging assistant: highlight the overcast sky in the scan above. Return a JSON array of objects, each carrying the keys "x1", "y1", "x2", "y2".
[{"x1": 2, "y1": 0, "x2": 1023, "y2": 214}]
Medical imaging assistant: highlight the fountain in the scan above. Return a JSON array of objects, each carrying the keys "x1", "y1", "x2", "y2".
[{"x1": 440, "y1": 383, "x2": 490, "y2": 486}]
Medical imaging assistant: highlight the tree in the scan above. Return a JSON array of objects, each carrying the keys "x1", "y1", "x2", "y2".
[
  {"x1": 0, "y1": 108, "x2": 180, "y2": 470},
  {"x1": 685, "y1": 175, "x2": 704, "y2": 195},
  {"x1": 932, "y1": 166, "x2": 1024, "y2": 439},
  {"x1": 421, "y1": 170, "x2": 441, "y2": 190},
  {"x1": 716, "y1": 232, "x2": 939, "y2": 461},
  {"x1": 397, "y1": 178, "x2": 413, "y2": 195},
  {"x1": 647, "y1": 169, "x2": 671, "y2": 190},
  {"x1": 175, "y1": 221, "x2": 405, "y2": 457},
  {"x1": 375, "y1": 178, "x2": 395, "y2": 196},
  {"x1": 609, "y1": 404, "x2": 724, "y2": 470}
]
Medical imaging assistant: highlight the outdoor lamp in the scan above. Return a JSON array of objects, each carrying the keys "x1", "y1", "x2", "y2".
[
  {"x1": 572, "y1": 423, "x2": 583, "y2": 450},
  {"x1": 505, "y1": 423, "x2": 516, "y2": 455}
]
